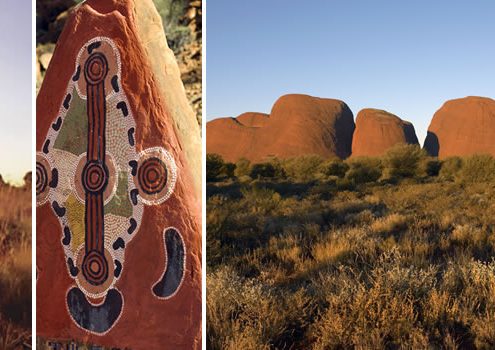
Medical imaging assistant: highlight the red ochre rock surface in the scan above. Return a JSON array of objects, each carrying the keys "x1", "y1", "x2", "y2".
[
  {"x1": 351, "y1": 108, "x2": 419, "y2": 157},
  {"x1": 36, "y1": 0, "x2": 201, "y2": 349},
  {"x1": 206, "y1": 94, "x2": 355, "y2": 162},
  {"x1": 424, "y1": 96, "x2": 495, "y2": 158}
]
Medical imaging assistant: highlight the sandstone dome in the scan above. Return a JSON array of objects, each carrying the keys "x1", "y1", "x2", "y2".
[
  {"x1": 424, "y1": 96, "x2": 495, "y2": 158},
  {"x1": 206, "y1": 94, "x2": 355, "y2": 162},
  {"x1": 351, "y1": 108, "x2": 419, "y2": 157}
]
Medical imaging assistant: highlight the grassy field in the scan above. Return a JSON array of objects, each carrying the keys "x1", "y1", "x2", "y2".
[
  {"x1": 207, "y1": 146, "x2": 495, "y2": 349},
  {"x1": 0, "y1": 180, "x2": 32, "y2": 349}
]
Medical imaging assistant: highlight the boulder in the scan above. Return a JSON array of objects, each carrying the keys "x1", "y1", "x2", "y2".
[
  {"x1": 206, "y1": 94, "x2": 355, "y2": 162},
  {"x1": 424, "y1": 96, "x2": 495, "y2": 158},
  {"x1": 36, "y1": 0, "x2": 201, "y2": 348},
  {"x1": 352, "y1": 108, "x2": 419, "y2": 157}
]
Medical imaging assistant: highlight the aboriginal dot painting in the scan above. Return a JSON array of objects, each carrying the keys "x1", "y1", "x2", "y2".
[{"x1": 36, "y1": 37, "x2": 186, "y2": 335}]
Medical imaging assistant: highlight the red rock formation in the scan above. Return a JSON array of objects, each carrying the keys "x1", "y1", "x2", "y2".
[
  {"x1": 424, "y1": 96, "x2": 495, "y2": 158},
  {"x1": 236, "y1": 112, "x2": 269, "y2": 127},
  {"x1": 36, "y1": 0, "x2": 201, "y2": 348},
  {"x1": 351, "y1": 109, "x2": 419, "y2": 157},
  {"x1": 206, "y1": 94, "x2": 355, "y2": 162}
]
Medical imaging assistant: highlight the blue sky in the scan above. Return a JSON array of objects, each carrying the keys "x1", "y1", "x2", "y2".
[
  {"x1": 0, "y1": 1, "x2": 32, "y2": 184},
  {"x1": 206, "y1": 0, "x2": 495, "y2": 144}
]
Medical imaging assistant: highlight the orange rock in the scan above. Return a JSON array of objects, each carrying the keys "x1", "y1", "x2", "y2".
[
  {"x1": 206, "y1": 94, "x2": 355, "y2": 162},
  {"x1": 424, "y1": 96, "x2": 495, "y2": 158},
  {"x1": 351, "y1": 109, "x2": 419, "y2": 157},
  {"x1": 36, "y1": 0, "x2": 201, "y2": 348}
]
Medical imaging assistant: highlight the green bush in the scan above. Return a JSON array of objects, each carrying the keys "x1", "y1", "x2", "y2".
[
  {"x1": 457, "y1": 154, "x2": 495, "y2": 183},
  {"x1": 421, "y1": 158, "x2": 442, "y2": 177},
  {"x1": 345, "y1": 157, "x2": 382, "y2": 184},
  {"x1": 206, "y1": 154, "x2": 224, "y2": 182},
  {"x1": 250, "y1": 163, "x2": 277, "y2": 179},
  {"x1": 319, "y1": 158, "x2": 349, "y2": 178},
  {"x1": 221, "y1": 162, "x2": 236, "y2": 178},
  {"x1": 439, "y1": 157, "x2": 463, "y2": 181},
  {"x1": 234, "y1": 158, "x2": 251, "y2": 178},
  {"x1": 282, "y1": 155, "x2": 324, "y2": 181},
  {"x1": 383, "y1": 144, "x2": 426, "y2": 178}
]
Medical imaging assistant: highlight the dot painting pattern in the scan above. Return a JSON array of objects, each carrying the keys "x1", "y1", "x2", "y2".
[{"x1": 37, "y1": 37, "x2": 185, "y2": 335}]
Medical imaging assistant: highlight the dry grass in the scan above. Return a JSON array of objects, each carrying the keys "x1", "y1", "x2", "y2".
[
  {"x1": 0, "y1": 183, "x2": 31, "y2": 349},
  {"x1": 207, "y1": 156, "x2": 495, "y2": 349}
]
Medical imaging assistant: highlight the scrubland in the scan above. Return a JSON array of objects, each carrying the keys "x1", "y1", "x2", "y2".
[
  {"x1": 0, "y1": 180, "x2": 31, "y2": 349},
  {"x1": 207, "y1": 145, "x2": 495, "y2": 349}
]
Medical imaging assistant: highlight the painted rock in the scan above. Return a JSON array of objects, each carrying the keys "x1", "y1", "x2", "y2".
[
  {"x1": 351, "y1": 108, "x2": 419, "y2": 157},
  {"x1": 206, "y1": 94, "x2": 355, "y2": 162},
  {"x1": 424, "y1": 96, "x2": 495, "y2": 158},
  {"x1": 36, "y1": 0, "x2": 201, "y2": 349}
]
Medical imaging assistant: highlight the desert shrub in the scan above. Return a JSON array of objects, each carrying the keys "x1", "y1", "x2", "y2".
[
  {"x1": 439, "y1": 156, "x2": 463, "y2": 181},
  {"x1": 319, "y1": 158, "x2": 349, "y2": 178},
  {"x1": 457, "y1": 154, "x2": 495, "y2": 183},
  {"x1": 234, "y1": 158, "x2": 251, "y2": 178},
  {"x1": 282, "y1": 155, "x2": 324, "y2": 181},
  {"x1": 221, "y1": 162, "x2": 236, "y2": 178},
  {"x1": 250, "y1": 163, "x2": 276, "y2": 179},
  {"x1": 383, "y1": 144, "x2": 426, "y2": 178},
  {"x1": 206, "y1": 153, "x2": 225, "y2": 182},
  {"x1": 240, "y1": 186, "x2": 281, "y2": 215},
  {"x1": 345, "y1": 157, "x2": 382, "y2": 184},
  {"x1": 421, "y1": 157, "x2": 442, "y2": 177}
]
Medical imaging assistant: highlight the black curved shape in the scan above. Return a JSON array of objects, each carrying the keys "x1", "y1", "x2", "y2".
[
  {"x1": 116, "y1": 101, "x2": 128, "y2": 117},
  {"x1": 52, "y1": 117, "x2": 62, "y2": 131},
  {"x1": 127, "y1": 127, "x2": 135, "y2": 146},
  {"x1": 43, "y1": 139, "x2": 50, "y2": 154},
  {"x1": 87, "y1": 41, "x2": 101, "y2": 54},
  {"x1": 129, "y1": 160, "x2": 138, "y2": 176},
  {"x1": 67, "y1": 258, "x2": 78, "y2": 277},
  {"x1": 72, "y1": 65, "x2": 81, "y2": 81},
  {"x1": 114, "y1": 260, "x2": 122, "y2": 278},
  {"x1": 63, "y1": 93, "x2": 71, "y2": 109},
  {"x1": 67, "y1": 287, "x2": 123, "y2": 334},
  {"x1": 111, "y1": 75, "x2": 119, "y2": 92},
  {"x1": 62, "y1": 226, "x2": 71, "y2": 246},
  {"x1": 52, "y1": 201, "x2": 66, "y2": 217},
  {"x1": 130, "y1": 189, "x2": 138, "y2": 205},
  {"x1": 112, "y1": 237, "x2": 125, "y2": 250},
  {"x1": 49, "y1": 168, "x2": 58, "y2": 188},
  {"x1": 152, "y1": 228, "x2": 185, "y2": 298},
  {"x1": 127, "y1": 218, "x2": 137, "y2": 235}
]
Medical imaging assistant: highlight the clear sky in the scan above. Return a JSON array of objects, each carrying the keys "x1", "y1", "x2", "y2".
[
  {"x1": 206, "y1": 0, "x2": 495, "y2": 144},
  {"x1": 0, "y1": 1, "x2": 32, "y2": 184}
]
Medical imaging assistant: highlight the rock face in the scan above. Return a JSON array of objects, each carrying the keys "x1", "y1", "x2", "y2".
[
  {"x1": 352, "y1": 109, "x2": 419, "y2": 156},
  {"x1": 206, "y1": 94, "x2": 355, "y2": 162},
  {"x1": 36, "y1": 0, "x2": 201, "y2": 348},
  {"x1": 424, "y1": 96, "x2": 495, "y2": 158}
]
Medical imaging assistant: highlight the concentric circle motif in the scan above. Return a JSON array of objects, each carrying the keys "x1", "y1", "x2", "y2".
[
  {"x1": 138, "y1": 157, "x2": 168, "y2": 195},
  {"x1": 81, "y1": 250, "x2": 109, "y2": 286},
  {"x1": 84, "y1": 52, "x2": 108, "y2": 85},
  {"x1": 82, "y1": 161, "x2": 108, "y2": 194},
  {"x1": 133, "y1": 147, "x2": 177, "y2": 205},
  {"x1": 73, "y1": 153, "x2": 117, "y2": 203},
  {"x1": 75, "y1": 246, "x2": 115, "y2": 298},
  {"x1": 36, "y1": 162, "x2": 48, "y2": 196},
  {"x1": 36, "y1": 153, "x2": 52, "y2": 206},
  {"x1": 76, "y1": 39, "x2": 120, "y2": 100}
]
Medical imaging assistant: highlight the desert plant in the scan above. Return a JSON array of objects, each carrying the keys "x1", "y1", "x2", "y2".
[
  {"x1": 319, "y1": 158, "x2": 349, "y2": 178},
  {"x1": 206, "y1": 153, "x2": 225, "y2": 182},
  {"x1": 345, "y1": 157, "x2": 382, "y2": 184},
  {"x1": 234, "y1": 158, "x2": 251, "y2": 178},
  {"x1": 282, "y1": 155, "x2": 324, "y2": 181},
  {"x1": 383, "y1": 144, "x2": 426, "y2": 178}
]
